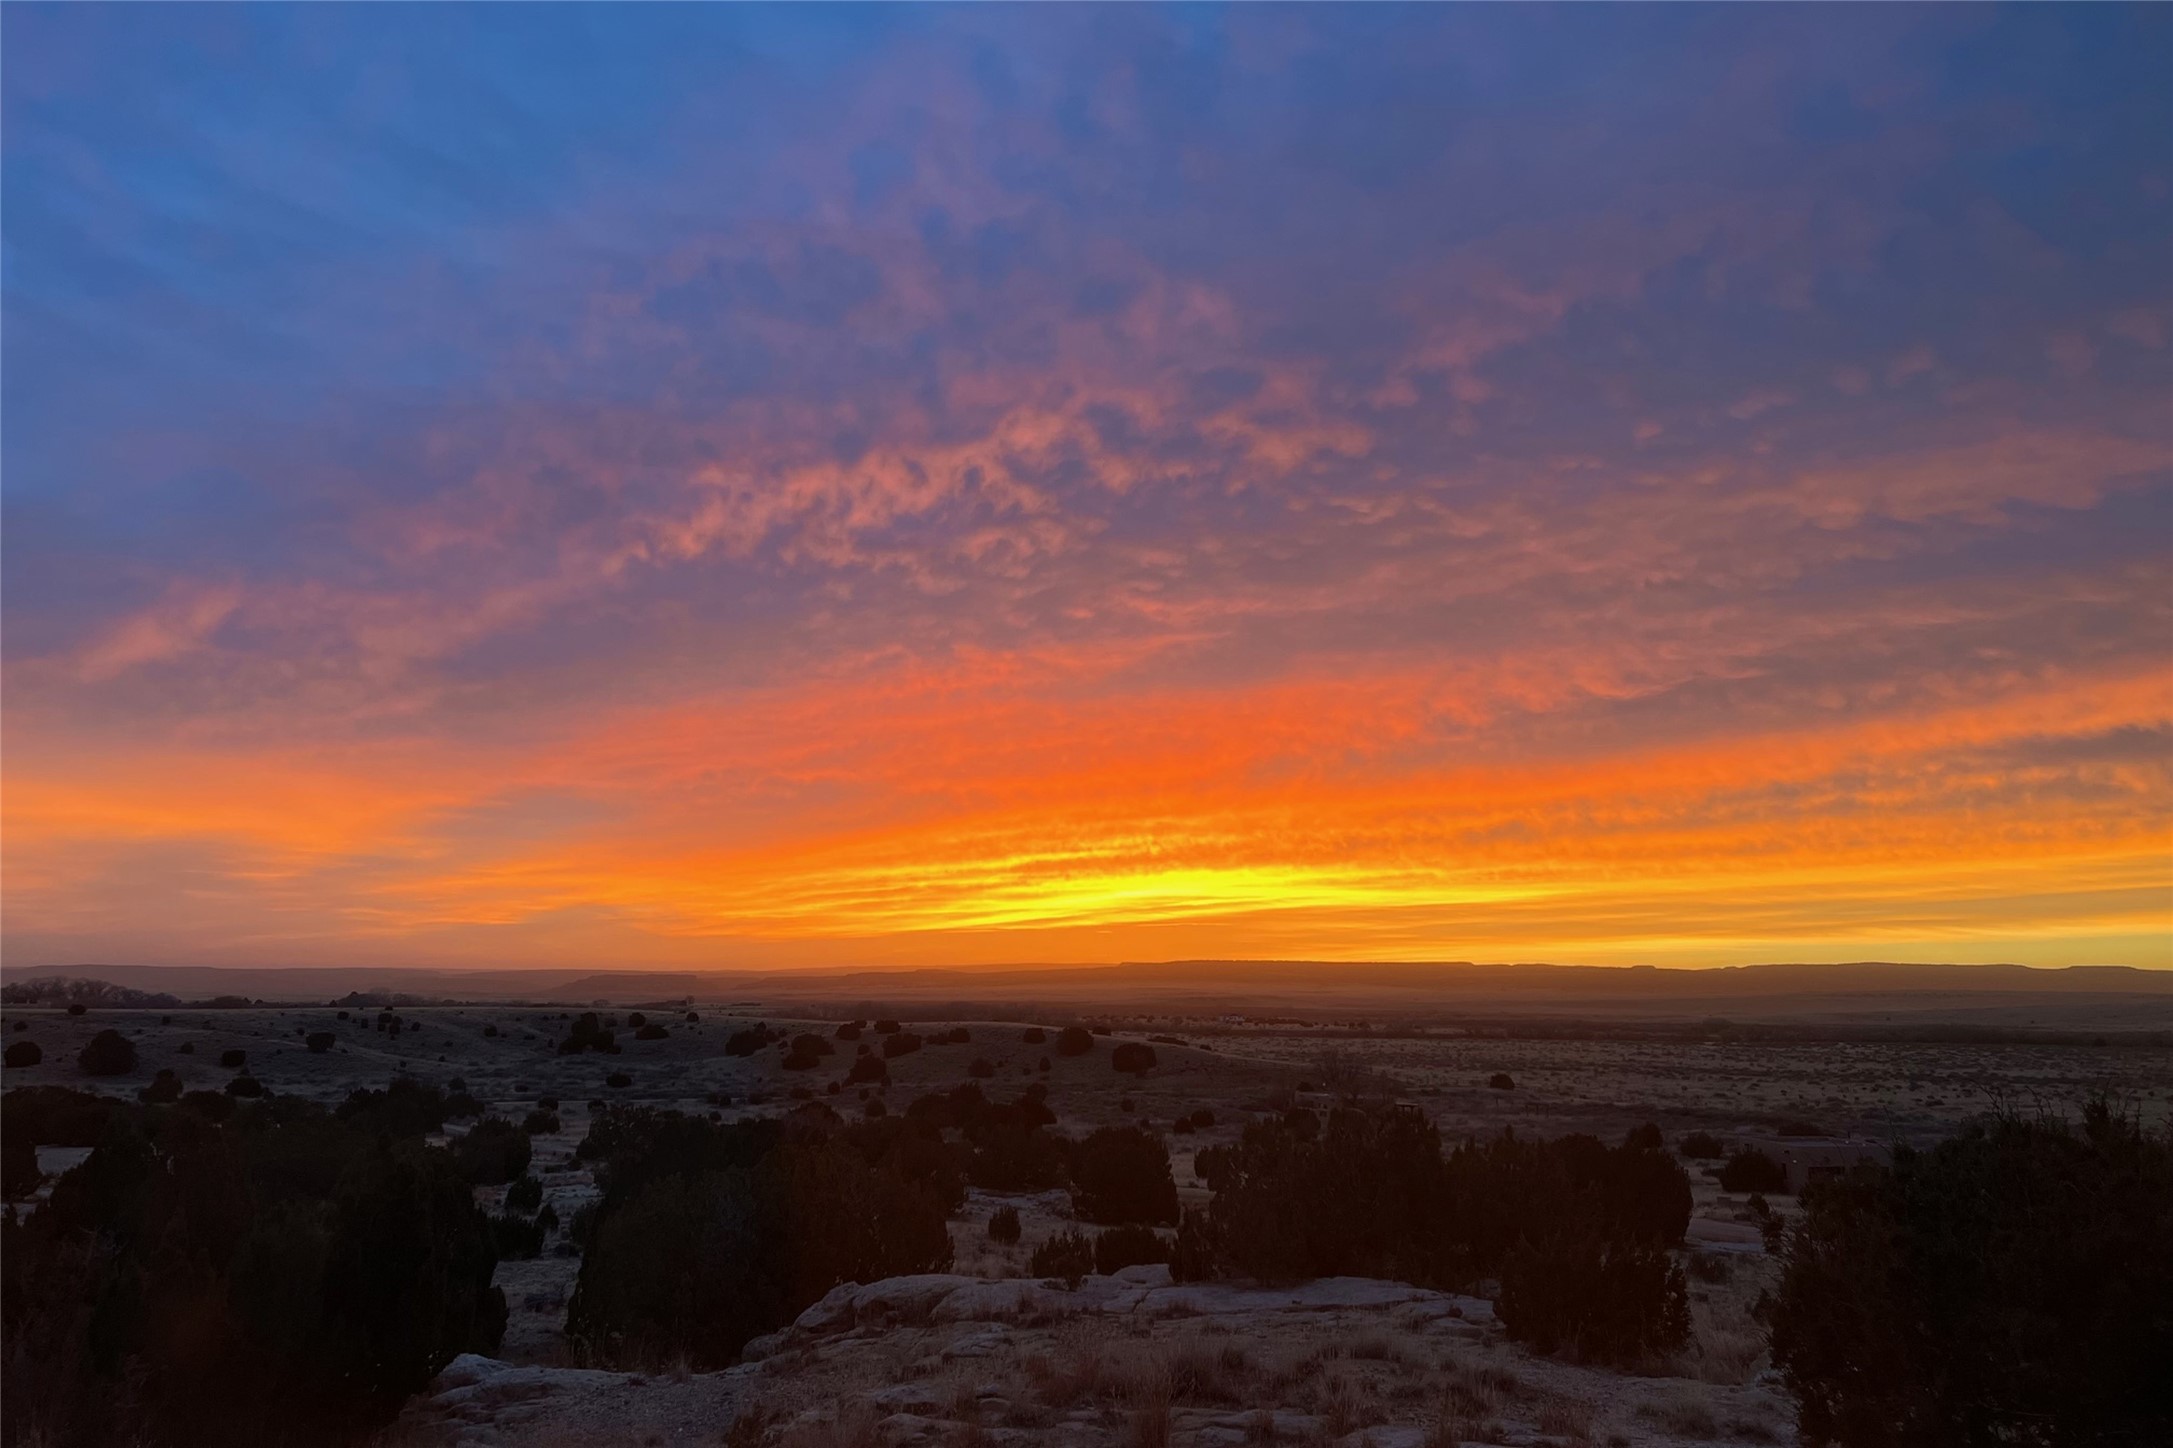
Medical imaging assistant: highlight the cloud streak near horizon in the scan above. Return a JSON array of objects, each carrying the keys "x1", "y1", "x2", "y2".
[{"x1": 5, "y1": 6, "x2": 2169, "y2": 969}]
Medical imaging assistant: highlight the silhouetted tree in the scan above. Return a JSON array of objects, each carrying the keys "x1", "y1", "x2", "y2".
[{"x1": 1770, "y1": 1102, "x2": 2172, "y2": 1447}]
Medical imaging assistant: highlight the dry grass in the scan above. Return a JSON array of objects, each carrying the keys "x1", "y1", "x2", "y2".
[
  {"x1": 1437, "y1": 1356, "x2": 1528, "y2": 1419},
  {"x1": 1636, "y1": 1385, "x2": 1721, "y2": 1437},
  {"x1": 1536, "y1": 1392, "x2": 1596, "y2": 1444}
]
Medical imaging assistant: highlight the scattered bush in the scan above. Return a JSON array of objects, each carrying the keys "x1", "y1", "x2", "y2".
[
  {"x1": 1771, "y1": 1102, "x2": 2171, "y2": 1446},
  {"x1": 5, "y1": 1040, "x2": 41, "y2": 1069},
  {"x1": 505, "y1": 1175, "x2": 544, "y2": 1213},
  {"x1": 338, "y1": 1078, "x2": 451, "y2": 1137},
  {"x1": 224, "y1": 1074, "x2": 265, "y2": 1098},
  {"x1": 64, "y1": 1003, "x2": 87, "y2": 1017},
  {"x1": 1680, "y1": 1131, "x2": 1724, "y2": 1159},
  {"x1": 220, "y1": 1049, "x2": 247, "y2": 1069},
  {"x1": 873, "y1": 1019, "x2": 902, "y2": 1035},
  {"x1": 522, "y1": 1110, "x2": 561, "y2": 1136},
  {"x1": 605, "y1": 1072, "x2": 631, "y2": 1089},
  {"x1": 453, "y1": 1118, "x2": 533, "y2": 1186},
  {"x1": 847, "y1": 1054, "x2": 889, "y2": 1085},
  {"x1": 987, "y1": 1204, "x2": 1022, "y2": 1243},
  {"x1": 564, "y1": 1109, "x2": 953, "y2": 1367},
  {"x1": 78, "y1": 1030, "x2": 138, "y2": 1076},
  {"x1": 1055, "y1": 1026, "x2": 1095, "y2": 1057},
  {"x1": 1499, "y1": 1235, "x2": 1689, "y2": 1362},
  {"x1": 0, "y1": 1092, "x2": 506, "y2": 1446},
  {"x1": 1069, "y1": 1125, "x2": 1178, "y2": 1225},
  {"x1": 881, "y1": 1031, "x2": 924, "y2": 1059},
  {"x1": 968, "y1": 1122, "x2": 1068, "y2": 1192},
  {"x1": 1717, "y1": 1147, "x2": 1788, "y2": 1194},
  {"x1": 1111, "y1": 1042, "x2": 1158, "y2": 1075},
  {"x1": 492, "y1": 1211, "x2": 545, "y2": 1260},
  {"x1": 1029, "y1": 1228, "x2": 1096, "y2": 1288},
  {"x1": 1624, "y1": 1122, "x2": 1663, "y2": 1151},
  {"x1": 306, "y1": 1031, "x2": 336, "y2": 1054},
  {"x1": 142, "y1": 1069, "x2": 182, "y2": 1105},
  {"x1": 1487, "y1": 1072, "x2": 1514, "y2": 1090},
  {"x1": 2, "y1": 1131, "x2": 42, "y2": 1200},
  {"x1": 968, "y1": 1056, "x2": 996, "y2": 1078},
  {"x1": 535, "y1": 1201, "x2": 560, "y2": 1234},
  {"x1": 684, "y1": 1011, "x2": 700, "y2": 1024},
  {"x1": 1181, "y1": 1103, "x2": 1692, "y2": 1365},
  {"x1": 635, "y1": 1024, "x2": 668, "y2": 1041},
  {"x1": 724, "y1": 1025, "x2": 771, "y2": 1056},
  {"x1": 1022, "y1": 1027, "x2": 1047, "y2": 1044},
  {"x1": 835, "y1": 1021, "x2": 863, "y2": 1041},
  {"x1": 557, "y1": 1012, "x2": 621, "y2": 1056},
  {"x1": 1095, "y1": 1222, "x2": 1171, "y2": 1275}
]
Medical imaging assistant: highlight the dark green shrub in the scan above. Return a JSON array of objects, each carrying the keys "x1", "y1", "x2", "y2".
[
  {"x1": 535, "y1": 1201, "x2": 560, "y2": 1234},
  {"x1": 0, "y1": 1096, "x2": 504, "y2": 1446},
  {"x1": 2, "y1": 1133, "x2": 43, "y2": 1200},
  {"x1": 835, "y1": 1021, "x2": 863, "y2": 1040},
  {"x1": 225, "y1": 1074, "x2": 265, "y2": 1098},
  {"x1": 565, "y1": 1113, "x2": 951, "y2": 1367},
  {"x1": 605, "y1": 1072, "x2": 631, "y2": 1089},
  {"x1": 968, "y1": 1057, "x2": 995, "y2": 1078},
  {"x1": 492, "y1": 1211, "x2": 545, "y2": 1260},
  {"x1": 1624, "y1": 1123, "x2": 1663, "y2": 1151},
  {"x1": 872, "y1": 1019, "x2": 901, "y2": 1034},
  {"x1": 1680, "y1": 1131, "x2": 1724, "y2": 1159},
  {"x1": 142, "y1": 1069, "x2": 182, "y2": 1105},
  {"x1": 78, "y1": 1030, "x2": 137, "y2": 1076},
  {"x1": 1111, "y1": 1042, "x2": 1157, "y2": 1075},
  {"x1": 1022, "y1": 1027, "x2": 1047, "y2": 1044},
  {"x1": 635, "y1": 1024, "x2": 668, "y2": 1041},
  {"x1": 1094, "y1": 1222, "x2": 1170, "y2": 1275},
  {"x1": 306, "y1": 1031, "x2": 335, "y2": 1054},
  {"x1": 987, "y1": 1204, "x2": 1021, "y2": 1243},
  {"x1": 1055, "y1": 1026, "x2": 1094, "y2": 1057},
  {"x1": 558, "y1": 1013, "x2": 620, "y2": 1055},
  {"x1": 1171, "y1": 1207, "x2": 1218, "y2": 1282},
  {"x1": 220, "y1": 1049, "x2": 246, "y2": 1069},
  {"x1": 5, "y1": 1040, "x2": 41, "y2": 1068},
  {"x1": 880, "y1": 1031, "x2": 923, "y2": 1059},
  {"x1": 968, "y1": 1123, "x2": 1067, "y2": 1192},
  {"x1": 1068, "y1": 1126, "x2": 1177, "y2": 1225},
  {"x1": 337, "y1": 1078, "x2": 448, "y2": 1137},
  {"x1": 452, "y1": 1118, "x2": 532, "y2": 1186},
  {"x1": 1717, "y1": 1147, "x2": 1787, "y2": 1193},
  {"x1": 1487, "y1": 1072, "x2": 1514, "y2": 1090},
  {"x1": 847, "y1": 1053, "x2": 888, "y2": 1085},
  {"x1": 505, "y1": 1175, "x2": 544, "y2": 1213},
  {"x1": 1498, "y1": 1235, "x2": 1689, "y2": 1364},
  {"x1": 1770, "y1": 1103, "x2": 2171, "y2": 1447},
  {"x1": 522, "y1": 1110, "x2": 561, "y2": 1136},
  {"x1": 724, "y1": 1026, "x2": 769, "y2": 1056},
  {"x1": 1029, "y1": 1228, "x2": 1095, "y2": 1288}
]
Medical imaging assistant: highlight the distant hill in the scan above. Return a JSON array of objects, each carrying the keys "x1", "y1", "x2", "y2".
[{"x1": 5, "y1": 958, "x2": 2167, "y2": 1031}]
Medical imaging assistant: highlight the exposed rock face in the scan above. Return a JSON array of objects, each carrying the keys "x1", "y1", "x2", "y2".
[{"x1": 404, "y1": 1266, "x2": 1782, "y2": 1448}]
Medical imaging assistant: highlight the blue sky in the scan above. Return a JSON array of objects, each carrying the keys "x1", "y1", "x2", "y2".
[{"x1": 5, "y1": 5, "x2": 2169, "y2": 969}]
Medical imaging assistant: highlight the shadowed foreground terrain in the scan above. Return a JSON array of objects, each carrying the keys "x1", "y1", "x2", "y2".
[{"x1": 3, "y1": 966, "x2": 2168, "y2": 1448}]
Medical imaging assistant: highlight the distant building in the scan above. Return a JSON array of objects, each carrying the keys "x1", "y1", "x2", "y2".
[{"x1": 1770, "y1": 1137, "x2": 1892, "y2": 1193}]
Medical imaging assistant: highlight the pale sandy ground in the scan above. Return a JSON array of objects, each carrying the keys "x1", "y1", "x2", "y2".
[{"x1": 8, "y1": 1002, "x2": 2166, "y2": 1447}]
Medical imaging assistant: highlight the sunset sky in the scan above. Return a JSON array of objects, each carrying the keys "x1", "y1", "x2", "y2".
[{"x1": 5, "y1": 6, "x2": 2169, "y2": 972}]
